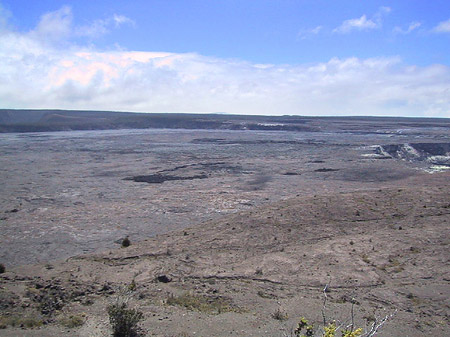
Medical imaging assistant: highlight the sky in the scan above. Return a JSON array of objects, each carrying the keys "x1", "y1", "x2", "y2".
[{"x1": 0, "y1": 1, "x2": 449, "y2": 117}]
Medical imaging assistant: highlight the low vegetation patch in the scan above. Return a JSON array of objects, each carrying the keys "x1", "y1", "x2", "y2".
[
  {"x1": 287, "y1": 315, "x2": 393, "y2": 337},
  {"x1": 0, "y1": 314, "x2": 43, "y2": 329},
  {"x1": 58, "y1": 314, "x2": 85, "y2": 328},
  {"x1": 167, "y1": 292, "x2": 237, "y2": 314},
  {"x1": 257, "y1": 290, "x2": 276, "y2": 299},
  {"x1": 379, "y1": 258, "x2": 405, "y2": 273},
  {"x1": 272, "y1": 308, "x2": 289, "y2": 321},
  {"x1": 108, "y1": 301, "x2": 143, "y2": 337}
]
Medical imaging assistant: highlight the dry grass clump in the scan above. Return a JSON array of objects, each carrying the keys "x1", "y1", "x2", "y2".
[
  {"x1": 167, "y1": 292, "x2": 238, "y2": 314},
  {"x1": 0, "y1": 315, "x2": 43, "y2": 329},
  {"x1": 58, "y1": 314, "x2": 85, "y2": 328},
  {"x1": 272, "y1": 308, "x2": 289, "y2": 321}
]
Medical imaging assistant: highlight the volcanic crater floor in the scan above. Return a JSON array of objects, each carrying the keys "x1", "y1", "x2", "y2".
[{"x1": 0, "y1": 173, "x2": 449, "y2": 336}]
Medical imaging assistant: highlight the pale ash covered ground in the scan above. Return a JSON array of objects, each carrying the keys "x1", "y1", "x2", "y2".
[
  {"x1": 0, "y1": 172, "x2": 449, "y2": 336},
  {"x1": 0, "y1": 127, "x2": 449, "y2": 336},
  {"x1": 0, "y1": 128, "x2": 447, "y2": 266}
]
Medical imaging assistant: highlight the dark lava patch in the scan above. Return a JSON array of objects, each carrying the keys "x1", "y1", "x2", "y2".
[
  {"x1": 4, "y1": 208, "x2": 19, "y2": 213},
  {"x1": 283, "y1": 172, "x2": 301, "y2": 176},
  {"x1": 160, "y1": 162, "x2": 243, "y2": 174},
  {"x1": 124, "y1": 174, "x2": 208, "y2": 184},
  {"x1": 192, "y1": 138, "x2": 313, "y2": 145},
  {"x1": 314, "y1": 168, "x2": 339, "y2": 172},
  {"x1": 124, "y1": 161, "x2": 245, "y2": 184}
]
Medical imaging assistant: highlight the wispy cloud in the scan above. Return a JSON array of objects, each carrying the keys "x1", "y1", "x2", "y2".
[
  {"x1": 393, "y1": 21, "x2": 421, "y2": 34},
  {"x1": 76, "y1": 19, "x2": 110, "y2": 39},
  {"x1": 334, "y1": 6, "x2": 391, "y2": 34},
  {"x1": 297, "y1": 25, "x2": 322, "y2": 40},
  {"x1": 0, "y1": 2, "x2": 12, "y2": 31},
  {"x1": 76, "y1": 14, "x2": 135, "y2": 39},
  {"x1": 0, "y1": 6, "x2": 449, "y2": 117},
  {"x1": 29, "y1": 5, "x2": 73, "y2": 43},
  {"x1": 334, "y1": 15, "x2": 377, "y2": 33},
  {"x1": 113, "y1": 14, "x2": 135, "y2": 28},
  {"x1": 433, "y1": 18, "x2": 450, "y2": 33},
  {"x1": 25, "y1": 6, "x2": 135, "y2": 43},
  {"x1": 373, "y1": 6, "x2": 391, "y2": 21}
]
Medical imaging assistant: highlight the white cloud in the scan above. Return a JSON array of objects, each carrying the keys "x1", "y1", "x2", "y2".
[
  {"x1": 310, "y1": 26, "x2": 322, "y2": 34},
  {"x1": 393, "y1": 21, "x2": 421, "y2": 34},
  {"x1": 374, "y1": 6, "x2": 391, "y2": 19},
  {"x1": 29, "y1": 5, "x2": 73, "y2": 43},
  {"x1": 433, "y1": 18, "x2": 450, "y2": 33},
  {"x1": 0, "y1": 3, "x2": 12, "y2": 31},
  {"x1": 334, "y1": 15, "x2": 377, "y2": 33},
  {"x1": 334, "y1": 7, "x2": 391, "y2": 34},
  {"x1": 0, "y1": 6, "x2": 449, "y2": 117},
  {"x1": 22, "y1": 6, "x2": 135, "y2": 43},
  {"x1": 76, "y1": 14, "x2": 134, "y2": 39},
  {"x1": 113, "y1": 14, "x2": 135, "y2": 28},
  {"x1": 76, "y1": 19, "x2": 110, "y2": 38},
  {"x1": 297, "y1": 25, "x2": 322, "y2": 40}
]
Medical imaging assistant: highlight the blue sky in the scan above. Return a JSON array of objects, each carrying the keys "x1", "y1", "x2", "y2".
[{"x1": 0, "y1": 1, "x2": 449, "y2": 117}]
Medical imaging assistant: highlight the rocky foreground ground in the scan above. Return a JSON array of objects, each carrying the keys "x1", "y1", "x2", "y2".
[{"x1": 0, "y1": 172, "x2": 449, "y2": 337}]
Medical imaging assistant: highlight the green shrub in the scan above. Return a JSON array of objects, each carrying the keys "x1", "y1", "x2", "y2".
[
  {"x1": 108, "y1": 302, "x2": 143, "y2": 337},
  {"x1": 128, "y1": 279, "x2": 136, "y2": 292},
  {"x1": 289, "y1": 313, "x2": 394, "y2": 337}
]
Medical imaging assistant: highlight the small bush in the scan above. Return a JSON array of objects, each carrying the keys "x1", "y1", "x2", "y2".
[
  {"x1": 121, "y1": 237, "x2": 131, "y2": 248},
  {"x1": 361, "y1": 254, "x2": 370, "y2": 264},
  {"x1": 290, "y1": 314, "x2": 393, "y2": 337},
  {"x1": 128, "y1": 279, "x2": 136, "y2": 292},
  {"x1": 272, "y1": 308, "x2": 288, "y2": 321},
  {"x1": 0, "y1": 264, "x2": 5, "y2": 274},
  {"x1": 59, "y1": 314, "x2": 85, "y2": 328},
  {"x1": 108, "y1": 302, "x2": 143, "y2": 337}
]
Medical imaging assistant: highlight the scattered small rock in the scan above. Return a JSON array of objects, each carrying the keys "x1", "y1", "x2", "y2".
[
  {"x1": 5, "y1": 208, "x2": 18, "y2": 213},
  {"x1": 156, "y1": 275, "x2": 172, "y2": 283}
]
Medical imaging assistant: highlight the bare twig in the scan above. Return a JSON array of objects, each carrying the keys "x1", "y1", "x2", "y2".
[
  {"x1": 350, "y1": 298, "x2": 355, "y2": 332},
  {"x1": 321, "y1": 282, "x2": 330, "y2": 326},
  {"x1": 363, "y1": 309, "x2": 397, "y2": 337},
  {"x1": 283, "y1": 284, "x2": 395, "y2": 337}
]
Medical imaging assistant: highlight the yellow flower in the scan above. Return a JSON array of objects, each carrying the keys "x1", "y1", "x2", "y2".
[
  {"x1": 342, "y1": 328, "x2": 363, "y2": 337},
  {"x1": 323, "y1": 322, "x2": 336, "y2": 337}
]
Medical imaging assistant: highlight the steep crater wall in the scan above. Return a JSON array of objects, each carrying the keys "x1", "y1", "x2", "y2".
[{"x1": 377, "y1": 142, "x2": 450, "y2": 166}]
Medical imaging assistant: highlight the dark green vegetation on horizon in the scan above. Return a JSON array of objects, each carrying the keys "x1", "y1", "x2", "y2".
[{"x1": 0, "y1": 109, "x2": 449, "y2": 133}]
